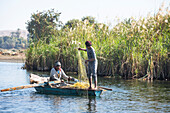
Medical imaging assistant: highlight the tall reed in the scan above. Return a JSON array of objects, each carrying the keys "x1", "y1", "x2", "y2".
[{"x1": 26, "y1": 5, "x2": 170, "y2": 80}]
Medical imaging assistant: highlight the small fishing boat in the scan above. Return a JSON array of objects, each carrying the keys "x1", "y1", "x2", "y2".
[
  {"x1": 35, "y1": 85, "x2": 103, "y2": 96},
  {"x1": 0, "y1": 74, "x2": 111, "y2": 96},
  {"x1": 30, "y1": 74, "x2": 103, "y2": 96}
]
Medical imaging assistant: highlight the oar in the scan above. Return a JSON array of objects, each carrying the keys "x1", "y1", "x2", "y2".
[
  {"x1": 98, "y1": 86, "x2": 112, "y2": 91},
  {"x1": 0, "y1": 81, "x2": 61, "y2": 92}
]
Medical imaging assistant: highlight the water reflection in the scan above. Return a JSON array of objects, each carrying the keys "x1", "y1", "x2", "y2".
[{"x1": 87, "y1": 97, "x2": 96, "y2": 112}]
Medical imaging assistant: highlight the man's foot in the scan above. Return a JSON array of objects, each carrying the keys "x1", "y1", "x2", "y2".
[
  {"x1": 88, "y1": 87, "x2": 98, "y2": 90},
  {"x1": 88, "y1": 87, "x2": 92, "y2": 89},
  {"x1": 93, "y1": 87, "x2": 98, "y2": 90}
]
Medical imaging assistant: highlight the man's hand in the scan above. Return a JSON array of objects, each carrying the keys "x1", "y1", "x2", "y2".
[
  {"x1": 74, "y1": 79, "x2": 79, "y2": 82},
  {"x1": 68, "y1": 76, "x2": 79, "y2": 82},
  {"x1": 85, "y1": 60, "x2": 88, "y2": 64},
  {"x1": 68, "y1": 76, "x2": 71, "y2": 81},
  {"x1": 78, "y1": 48, "x2": 87, "y2": 51}
]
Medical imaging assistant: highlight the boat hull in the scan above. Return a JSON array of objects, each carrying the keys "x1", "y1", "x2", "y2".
[{"x1": 34, "y1": 86, "x2": 103, "y2": 97}]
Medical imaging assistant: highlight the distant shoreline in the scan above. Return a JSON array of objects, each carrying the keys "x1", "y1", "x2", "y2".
[{"x1": 0, "y1": 55, "x2": 26, "y2": 63}]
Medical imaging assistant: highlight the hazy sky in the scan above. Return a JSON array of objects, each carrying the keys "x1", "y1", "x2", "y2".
[{"x1": 0, "y1": 0, "x2": 169, "y2": 30}]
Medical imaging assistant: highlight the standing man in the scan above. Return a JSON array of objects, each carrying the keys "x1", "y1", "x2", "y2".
[
  {"x1": 50, "y1": 61, "x2": 78, "y2": 82},
  {"x1": 78, "y1": 41, "x2": 98, "y2": 89}
]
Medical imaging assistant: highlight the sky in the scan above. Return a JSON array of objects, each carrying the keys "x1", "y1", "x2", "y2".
[{"x1": 0, "y1": 0, "x2": 169, "y2": 31}]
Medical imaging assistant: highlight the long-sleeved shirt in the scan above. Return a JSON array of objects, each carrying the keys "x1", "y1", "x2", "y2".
[{"x1": 50, "y1": 68, "x2": 69, "y2": 81}]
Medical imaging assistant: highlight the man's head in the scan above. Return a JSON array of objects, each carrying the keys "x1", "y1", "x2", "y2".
[
  {"x1": 54, "y1": 61, "x2": 61, "y2": 70},
  {"x1": 85, "y1": 41, "x2": 92, "y2": 49}
]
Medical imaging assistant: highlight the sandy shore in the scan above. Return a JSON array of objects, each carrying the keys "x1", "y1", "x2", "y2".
[{"x1": 0, "y1": 54, "x2": 26, "y2": 63}]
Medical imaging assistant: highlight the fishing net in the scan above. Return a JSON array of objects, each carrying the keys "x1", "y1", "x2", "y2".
[
  {"x1": 77, "y1": 50, "x2": 88, "y2": 83},
  {"x1": 69, "y1": 50, "x2": 90, "y2": 89},
  {"x1": 70, "y1": 82, "x2": 89, "y2": 89}
]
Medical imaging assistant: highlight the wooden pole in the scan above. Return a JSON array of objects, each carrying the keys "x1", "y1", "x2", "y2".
[
  {"x1": 0, "y1": 81, "x2": 61, "y2": 92},
  {"x1": 98, "y1": 86, "x2": 112, "y2": 91}
]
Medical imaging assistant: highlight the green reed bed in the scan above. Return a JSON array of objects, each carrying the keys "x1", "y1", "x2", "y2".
[{"x1": 26, "y1": 6, "x2": 169, "y2": 80}]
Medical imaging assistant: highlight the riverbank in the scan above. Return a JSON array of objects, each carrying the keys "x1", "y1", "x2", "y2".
[{"x1": 0, "y1": 54, "x2": 26, "y2": 63}]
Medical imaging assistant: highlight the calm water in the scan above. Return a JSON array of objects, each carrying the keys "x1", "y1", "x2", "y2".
[{"x1": 0, "y1": 62, "x2": 170, "y2": 113}]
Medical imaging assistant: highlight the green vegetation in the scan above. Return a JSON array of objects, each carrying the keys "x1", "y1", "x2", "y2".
[
  {"x1": 26, "y1": 9, "x2": 62, "y2": 43},
  {"x1": 0, "y1": 29, "x2": 27, "y2": 49},
  {"x1": 26, "y1": 6, "x2": 170, "y2": 80}
]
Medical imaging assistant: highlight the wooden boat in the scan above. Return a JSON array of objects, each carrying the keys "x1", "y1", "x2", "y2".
[
  {"x1": 35, "y1": 85, "x2": 103, "y2": 96},
  {"x1": 30, "y1": 74, "x2": 103, "y2": 96},
  {"x1": 1, "y1": 74, "x2": 111, "y2": 96}
]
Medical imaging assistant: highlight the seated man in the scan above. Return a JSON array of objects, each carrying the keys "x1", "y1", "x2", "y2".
[{"x1": 50, "y1": 61, "x2": 78, "y2": 82}]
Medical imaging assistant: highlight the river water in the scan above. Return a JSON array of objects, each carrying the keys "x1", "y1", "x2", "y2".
[{"x1": 0, "y1": 62, "x2": 169, "y2": 113}]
